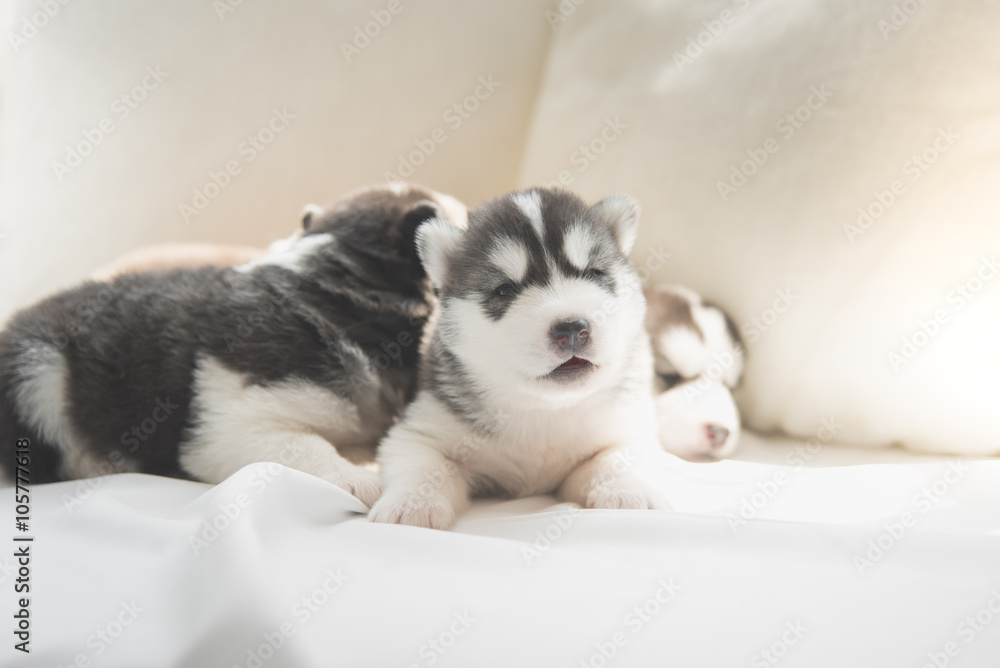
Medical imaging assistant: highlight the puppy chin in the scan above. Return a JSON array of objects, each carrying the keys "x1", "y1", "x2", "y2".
[{"x1": 507, "y1": 358, "x2": 604, "y2": 407}]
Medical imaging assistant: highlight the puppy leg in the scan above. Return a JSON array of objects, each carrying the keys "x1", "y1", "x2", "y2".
[
  {"x1": 368, "y1": 437, "x2": 470, "y2": 530},
  {"x1": 182, "y1": 431, "x2": 382, "y2": 507},
  {"x1": 558, "y1": 446, "x2": 669, "y2": 511}
]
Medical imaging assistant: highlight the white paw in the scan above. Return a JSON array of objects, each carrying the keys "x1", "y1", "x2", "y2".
[
  {"x1": 368, "y1": 490, "x2": 456, "y2": 530},
  {"x1": 328, "y1": 467, "x2": 383, "y2": 508},
  {"x1": 586, "y1": 478, "x2": 671, "y2": 511}
]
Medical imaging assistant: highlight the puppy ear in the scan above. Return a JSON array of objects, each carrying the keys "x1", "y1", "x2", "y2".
[
  {"x1": 300, "y1": 203, "x2": 323, "y2": 231},
  {"x1": 415, "y1": 218, "x2": 464, "y2": 287},
  {"x1": 591, "y1": 194, "x2": 640, "y2": 255},
  {"x1": 402, "y1": 200, "x2": 442, "y2": 233}
]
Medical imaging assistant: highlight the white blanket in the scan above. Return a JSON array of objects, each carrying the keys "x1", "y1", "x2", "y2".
[{"x1": 7, "y1": 438, "x2": 1000, "y2": 667}]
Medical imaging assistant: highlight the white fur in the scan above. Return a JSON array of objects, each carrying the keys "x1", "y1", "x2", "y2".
[
  {"x1": 439, "y1": 273, "x2": 643, "y2": 408},
  {"x1": 647, "y1": 284, "x2": 745, "y2": 459},
  {"x1": 416, "y1": 219, "x2": 465, "y2": 288},
  {"x1": 10, "y1": 343, "x2": 100, "y2": 477},
  {"x1": 235, "y1": 233, "x2": 333, "y2": 274},
  {"x1": 511, "y1": 191, "x2": 544, "y2": 239},
  {"x1": 563, "y1": 224, "x2": 595, "y2": 271},
  {"x1": 300, "y1": 203, "x2": 323, "y2": 223},
  {"x1": 656, "y1": 328, "x2": 707, "y2": 380},
  {"x1": 656, "y1": 380, "x2": 741, "y2": 459},
  {"x1": 691, "y1": 306, "x2": 744, "y2": 388},
  {"x1": 488, "y1": 238, "x2": 530, "y2": 283},
  {"x1": 433, "y1": 192, "x2": 470, "y2": 230},
  {"x1": 371, "y1": 246, "x2": 669, "y2": 529},
  {"x1": 592, "y1": 195, "x2": 639, "y2": 255},
  {"x1": 370, "y1": 382, "x2": 668, "y2": 529},
  {"x1": 181, "y1": 355, "x2": 382, "y2": 506}
]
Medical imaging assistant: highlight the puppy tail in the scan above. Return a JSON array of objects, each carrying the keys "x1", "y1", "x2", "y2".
[{"x1": 0, "y1": 332, "x2": 68, "y2": 484}]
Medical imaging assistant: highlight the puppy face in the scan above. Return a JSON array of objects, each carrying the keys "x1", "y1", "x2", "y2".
[
  {"x1": 645, "y1": 284, "x2": 745, "y2": 459},
  {"x1": 418, "y1": 189, "x2": 647, "y2": 407}
]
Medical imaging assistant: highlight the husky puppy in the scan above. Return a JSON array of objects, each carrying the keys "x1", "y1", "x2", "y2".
[
  {"x1": 0, "y1": 183, "x2": 467, "y2": 506},
  {"x1": 368, "y1": 188, "x2": 670, "y2": 529},
  {"x1": 645, "y1": 284, "x2": 745, "y2": 460}
]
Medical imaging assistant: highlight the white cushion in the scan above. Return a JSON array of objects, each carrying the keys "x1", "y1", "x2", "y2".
[
  {"x1": 0, "y1": 0, "x2": 550, "y2": 322},
  {"x1": 518, "y1": 0, "x2": 1000, "y2": 455}
]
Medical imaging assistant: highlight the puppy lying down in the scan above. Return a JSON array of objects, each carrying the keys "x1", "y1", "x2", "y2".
[
  {"x1": 0, "y1": 183, "x2": 467, "y2": 505},
  {"x1": 645, "y1": 284, "x2": 745, "y2": 460},
  {"x1": 91, "y1": 233, "x2": 746, "y2": 466},
  {"x1": 0, "y1": 184, "x2": 744, "y2": 527}
]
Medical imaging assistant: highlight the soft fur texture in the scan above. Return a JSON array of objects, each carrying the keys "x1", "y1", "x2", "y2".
[
  {"x1": 369, "y1": 187, "x2": 669, "y2": 530},
  {"x1": 0, "y1": 183, "x2": 467, "y2": 506},
  {"x1": 645, "y1": 284, "x2": 744, "y2": 460}
]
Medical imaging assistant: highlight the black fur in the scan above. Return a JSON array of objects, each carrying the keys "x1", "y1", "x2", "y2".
[
  {"x1": 446, "y1": 189, "x2": 627, "y2": 322},
  {"x1": 0, "y1": 186, "x2": 445, "y2": 483}
]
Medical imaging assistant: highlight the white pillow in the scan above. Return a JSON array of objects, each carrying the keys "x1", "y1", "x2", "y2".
[
  {"x1": 518, "y1": 0, "x2": 1000, "y2": 455},
  {"x1": 0, "y1": 0, "x2": 550, "y2": 323}
]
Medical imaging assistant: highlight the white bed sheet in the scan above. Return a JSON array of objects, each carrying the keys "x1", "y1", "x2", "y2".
[{"x1": 4, "y1": 435, "x2": 999, "y2": 668}]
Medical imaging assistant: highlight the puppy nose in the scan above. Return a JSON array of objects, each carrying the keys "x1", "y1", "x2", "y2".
[
  {"x1": 551, "y1": 319, "x2": 590, "y2": 349},
  {"x1": 706, "y1": 424, "x2": 730, "y2": 448}
]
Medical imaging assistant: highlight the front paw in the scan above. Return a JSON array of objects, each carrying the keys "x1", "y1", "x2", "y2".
[
  {"x1": 586, "y1": 478, "x2": 670, "y2": 511},
  {"x1": 368, "y1": 490, "x2": 456, "y2": 530},
  {"x1": 328, "y1": 467, "x2": 383, "y2": 508}
]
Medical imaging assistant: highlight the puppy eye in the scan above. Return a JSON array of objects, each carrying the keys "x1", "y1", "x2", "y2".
[
  {"x1": 585, "y1": 268, "x2": 606, "y2": 280},
  {"x1": 494, "y1": 283, "x2": 516, "y2": 298},
  {"x1": 658, "y1": 372, "x2": 684, "y2": 388}
]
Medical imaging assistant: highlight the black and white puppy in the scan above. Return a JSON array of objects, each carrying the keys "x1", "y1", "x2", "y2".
[
  {"x1": 369, "y1": 188, "x2": 670, "y2": 530},
  {"x1": 645, "y1": 284, "x2": 745, "y2": 460},
  {"x1": 0, "y1": 183, "x2": 467, "y2": 506}
]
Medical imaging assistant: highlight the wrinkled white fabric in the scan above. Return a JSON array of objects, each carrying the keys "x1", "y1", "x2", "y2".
[{"x1": 5, "y1": 435, "x2": 999, "y2": 667}]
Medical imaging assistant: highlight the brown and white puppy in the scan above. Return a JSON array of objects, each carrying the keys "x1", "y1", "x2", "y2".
[{"x1": 645, "y1": 284, "x2": 745, "y2": 460}]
